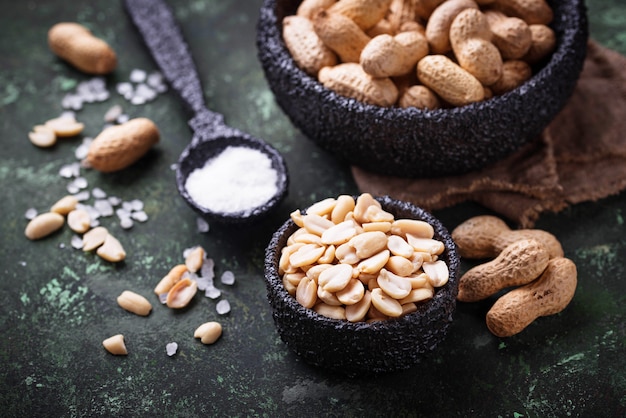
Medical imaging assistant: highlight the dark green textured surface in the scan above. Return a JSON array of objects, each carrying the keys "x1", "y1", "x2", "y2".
[{"x1": 0, "y1": 0, "x2": 625, "y2": 416}]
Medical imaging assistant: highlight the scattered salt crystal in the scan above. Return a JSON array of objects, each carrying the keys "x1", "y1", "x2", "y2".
[
  {"x1": 196, "y1": 217, "x2": 210, "y2": 233},
  {"x1": 131, "y1": 211, "x2": 148, "y2": 222},
  {"x1": 205, "y1": 287, "x2": 221, "y2": 300},
  {"x1": 166, "y1": 342, "x2": 178, "y2": 357},
  {"x1": 131, "y1": 199, "x2": 144, "y2": 211},
  {"x1": 116, "y1": 82, "x2": 133, "y2": 96},
  {"x1": 62, "y1": 94, "x2": 83, "y2": 110},
  {"x1": 74, "y1": 142, "x2": 90, "y2": 160},
  {"x1": 104, "y1": 104, "x2": 123, "y2": 123},
  {"x1": 60, "y1": 110, "x2": 76, "y2": 120},
  {"x1": 92, "y1": 187, "x2": 107, "y2": 199},
  {"x1": 200, "y1": 258, "x2": 215, "y2": 279},
  {"x1": 195, "y1": 275, "x2": 213, "y2": 291},
  {"x1": 130, "y1": 95, "x2": 146, "y2": 105},
  {"x1": 71, "y1": 235, "x2": 84, "y2": 249},
  {"x1": 170, "y1": 163, "x2": 178, "y2": 171},
  {"x1": 146, "y1": 71, "x2": 164, "y2": 88},
  {"x1": 184, "y1": 146, "x2": 279, "y2": 215},
  {"x1": 108, "y1": 196, "x2": 121, "y2": 206},
  {"x1": 67, "y1": 183, "x2": 80, "y2": 194},
  {"x1": 220, "y1": 270, "x2": 235, "y2": 286},
  {"x1": 116, "y1": 114, "x2": 130, "y2": 124},
  {"x1": 119, "y1": 217, "x2": 134, "y2": 230},
  {"x1": 59, "y1": 162, "x2": 80, "y2": 178},
  {"x1": 216, "y1": 299, "x2": 231, "y2": 315},
  {"x1": 122, "y1": 201, "x2": 134, "y2": 212},
  {"x1": 90, "y1": 218, "x2": 100, "y2": 228},
  {"x1": 24, "y1": 208, "x2": 38, "y2": 220},
  {"x1": 73, "y1": 177, "x2": 88, "y2": 189},
  {"x1": 59, "y1": 243, "x2": 66, "y2": 249},
  {"x1": 129, "y1": 69, "x2": 147, "y2": 83},
  {"x1": 94, "y1": 199, "x2": 114, "y2": 217},
  {"x1": 74, "y1": 190, "x2": 90, "y2": 201}
]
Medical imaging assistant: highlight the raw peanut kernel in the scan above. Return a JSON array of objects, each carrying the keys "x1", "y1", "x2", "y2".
[
  {"x1": 166, "y1": 278, "x2": 198, "y2": 309},
  {"x1": 44, "y1": 116, "x2": 85, "y2": 137},
  {"x1": 25, "y1": 212, "x2": 65, "y2": 240},
  {"x1": 97, "y1": 234, "x2": 126, "y2": 263},
  {"x1": 50, "y1": 195, "x2": 79, "y2": 215},
  {"x1": 194, "y1": 321, "x2": 223, "y2": 345},
  {"x1": 154, "y1": 264, "x2": 187, "y2": 295},
  {"x1": 67, "y1": 208, "x2": 91, "y2": 234},
  {"x1": 117, "y1": 290, "x2": 152, "y2": 316},
  {"x1": 82, "y1": 226, "x2": 109, "y2": 251},
  {"x1": 102, "y1": 334, "x2": 128, "y2": 355},
  {"x1": 29, "y1": 126, "x2": 57, "y2": 148}
]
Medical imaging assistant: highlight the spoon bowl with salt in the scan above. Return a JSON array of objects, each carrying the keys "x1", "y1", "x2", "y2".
[{"x1": 124, "y1": 0, "x2": 289, "y2": 224}]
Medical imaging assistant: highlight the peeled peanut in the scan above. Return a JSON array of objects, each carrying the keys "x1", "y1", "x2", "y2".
[
  {"x1": 67, "y1": 209, "x2": 91, "y2": 234},
  {"x1": 82, "y1": 226, "x2": 108, "y2": 251},
  {"x1": 29, "y1": 126, "x2": 57, "y2": 148},
  {"x1": 282, "y1": 15, "x2": 338, "y2": 77},
  {"x1": 486, "y1": 257, "x2": 577, "y2": 337},
  {"x1": 451, "y1": 215, "x2": 564, "y2": 259},
  {"x1": 319, "y1": 63, "x2": 399, "y2": 107},
  {"x1": 48, "y1": 22, "x2": 117, "y2": 74},
  {"x1": 117, "y1": 290, "x2": 152, "y2": 316},
  {"x1": 44, "y1": 116, "x2": 85, "y2": 138},
  {"x1": 25, "y1": 212, "x2": 64, "y2": 240},
  {"x1": 457, "y1": 239, "x2": 550, "y2": 302},
  {"x1": 417, "y1": 55, "x2": 485, "y2": 107},
  {"x1": 102, "y1": 334, "x2": 128, "y2": 355},
  {"x1": 166, "y1": 278, "x2": 198, "y2": 309},
  {"x1": 50, "y1": 195, "x2": 79, "y2": 215},
  {"x1": 194, "y1": 321, "x2": 223, "y2": 345},
  {"x1": 154, "y1": 264, "x2": 188, "y2": 295},
  {"x1": 87, "y1": 118, "x2": 159, "y2": 173},
  {"x1": 97, "y1": 234, "x2": 126, "y2": 263}
]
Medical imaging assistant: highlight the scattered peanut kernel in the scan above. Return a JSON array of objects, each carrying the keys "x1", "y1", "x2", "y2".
[
  {"x1": 117, "y1": 290, "x2": 152, "y2": 316},
  {"x1": 97, "y1": 234, "x2": 126, "y2": 262},
  {"x1": 102, "y1": 334, "x2": 128, "y2": 355},
  {"x1": 194, "y1": 321, "x2": 223, "y2": 345},
  {"x1": 25, "y1": 212, "x2": 65, "y2": 240}
]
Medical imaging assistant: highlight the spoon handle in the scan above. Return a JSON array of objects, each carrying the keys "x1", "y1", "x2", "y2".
[{"x1": 124, "y1": 0, "x2": 218, "y2": 120}]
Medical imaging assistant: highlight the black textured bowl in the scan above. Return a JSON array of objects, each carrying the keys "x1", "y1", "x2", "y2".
[
  {"x1": 264, "y1": 195, "x2": 460, "y2": 376},
  {"x1": 257, "y1": 0, "x2": 588, "y2": 178}
]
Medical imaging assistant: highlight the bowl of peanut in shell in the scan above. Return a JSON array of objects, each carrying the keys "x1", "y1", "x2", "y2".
[
  {"x1": 263, "y1": 193, "x2": 460, "y2": 375},
  {"x1": 256, "y1": 0, "x2": 588, "y2": 178}
]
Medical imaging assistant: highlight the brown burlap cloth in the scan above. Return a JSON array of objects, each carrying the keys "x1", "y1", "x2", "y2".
[{"x1": 352, "y1": 41, "x2": 626, "y2": 228}]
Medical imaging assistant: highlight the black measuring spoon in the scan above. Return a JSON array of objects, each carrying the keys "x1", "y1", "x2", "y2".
[{"x1": 124, "y1": 0, "x2": 289, "y2": 224}]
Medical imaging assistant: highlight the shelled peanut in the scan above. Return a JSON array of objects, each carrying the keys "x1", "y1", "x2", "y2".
[
  {"x1": 452, "y1": 215, "x2": 576, "y2": 337},
  {"x1": 283, "y1": 0, "x2": 556, "y2": 109},
  {"x1": 279, "y1": 193, "x2": 450, "y2": 322}
]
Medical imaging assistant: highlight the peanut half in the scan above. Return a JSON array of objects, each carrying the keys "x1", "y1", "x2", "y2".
[
  {"x1": 25, "y1": 212, "x2": 65, "y2": 240},
  {"x1": 117, "y1": 290, "x2": 152, "y2": 316},
  {"x1": 102, "y1": 334, "x2": 128, "y2": 355}
]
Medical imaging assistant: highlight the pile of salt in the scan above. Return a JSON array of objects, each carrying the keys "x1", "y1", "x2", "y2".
[{"x1": 184, "y1": 146, "x2": 278, "y2": 216}]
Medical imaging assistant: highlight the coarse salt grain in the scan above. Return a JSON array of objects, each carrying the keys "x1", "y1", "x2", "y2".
[
  {"x1": 166, "y1": 342, "x2": 178, "y2": 357},
  {"x1": 216, "y1": 299, "x2": 231, "y2": 315},
  {"x1": 184, "y1": 146, "x2": 278, "y2": 215}
]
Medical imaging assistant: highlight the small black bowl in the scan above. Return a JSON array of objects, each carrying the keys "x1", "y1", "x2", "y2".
[
  {"x1": 256, "y1": 0, "x2": 588, "y2": 178},
  {"x1": 263, "y1": 195, "x2": 460, "y2": 376}
]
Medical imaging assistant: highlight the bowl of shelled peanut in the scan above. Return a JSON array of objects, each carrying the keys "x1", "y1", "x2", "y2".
[
  {"x1": 256, "y1": 0, "x2": 588, "y2": 178},
  {"x1": 263, "y1": 193, "x2": 460, "y2": 375}
]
